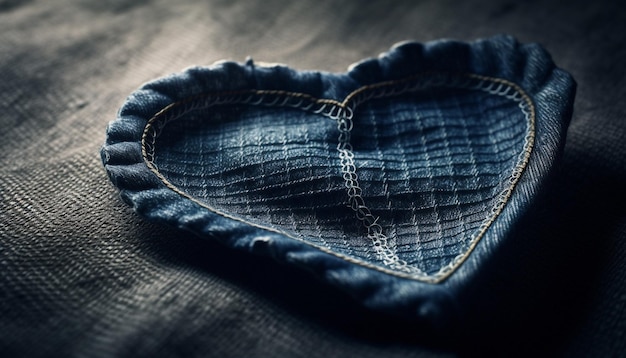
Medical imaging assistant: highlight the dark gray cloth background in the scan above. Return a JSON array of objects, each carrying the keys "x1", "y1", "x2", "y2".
[{"x1": 1, "y1": 0, "x2": 624, "y2": 356}]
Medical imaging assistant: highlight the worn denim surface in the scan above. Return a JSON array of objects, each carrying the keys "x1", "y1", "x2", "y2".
[{"x1": 102, "y1": 35, "x2": 575, "y2": 328}]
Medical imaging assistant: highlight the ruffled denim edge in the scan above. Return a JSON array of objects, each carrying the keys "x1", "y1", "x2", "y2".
[{"x1": 101, "y1": 35, "x2": 575, "y2": 331}]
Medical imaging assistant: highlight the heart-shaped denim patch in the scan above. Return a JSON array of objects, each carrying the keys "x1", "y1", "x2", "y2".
[{"x1": 102, "y1": 35, "x2": 575, "y2": 327}]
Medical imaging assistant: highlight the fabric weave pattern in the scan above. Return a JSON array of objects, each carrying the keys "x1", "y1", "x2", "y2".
[{"x1": 148, "y1": 75, "x2": 531, "y2": 280}]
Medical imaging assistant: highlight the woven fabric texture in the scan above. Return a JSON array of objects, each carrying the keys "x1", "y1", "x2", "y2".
[{"x1": 152, "y1": 84, "x2": 528, "y2": 277}]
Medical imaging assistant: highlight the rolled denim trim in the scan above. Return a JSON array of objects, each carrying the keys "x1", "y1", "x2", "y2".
[{"x1": 101, "y1": 35, "x2": 575, "y2": 329}]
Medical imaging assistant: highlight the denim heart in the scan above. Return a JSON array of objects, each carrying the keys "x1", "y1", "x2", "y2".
[{"x1": 102, "y1": 35, "x2": 575, "y2": 326}]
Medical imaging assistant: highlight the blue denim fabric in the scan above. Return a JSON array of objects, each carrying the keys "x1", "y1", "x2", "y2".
[{"x1": 101, "y1": 35, "x2": 575, "y2": 329}]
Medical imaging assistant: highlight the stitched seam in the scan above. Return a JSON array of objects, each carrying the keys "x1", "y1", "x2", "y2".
[
  {"x1": 140, "y1": 72, "x2": 535, "y2": 283},
  {"x1": 335, "y1": 106, "x2": 421, "y2": 274}
]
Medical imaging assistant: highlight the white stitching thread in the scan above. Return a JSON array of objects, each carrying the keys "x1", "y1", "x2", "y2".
[{"x1": 336, "y1": 106, "x2": 423, "y2": 274}]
